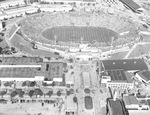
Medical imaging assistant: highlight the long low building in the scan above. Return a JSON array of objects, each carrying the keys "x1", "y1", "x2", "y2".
[
  {"x1": 123, "y1": 95, "x2": 139, "y2": 110},
  {"x1": 123, "y1": 95, "x2": 149, "y2": 110},
  {"x1": 0, "y1": 0, "x2": 25, "y2": 9},
  {"x1": 101, "y1": 70, "x2": 134, "y2": 89},
  {"x1": 40, "y1": 0, "x2": 96, "y2": 3},
  {"x1": 0, "y1": 57, "x2": 66, "y2": 85},
  {"x1": 101, "y1": 59, "x2": 148, "y2": 72}
]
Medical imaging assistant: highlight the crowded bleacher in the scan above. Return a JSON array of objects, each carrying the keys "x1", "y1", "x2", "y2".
[{"x1": 18, "y1": 9, "x2": 139, "y2": 48}]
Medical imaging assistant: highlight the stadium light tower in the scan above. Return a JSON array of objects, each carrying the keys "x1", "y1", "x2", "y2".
[
  {"x1": 54, "y1": 35, "x2": 57, "y2": 45},
  {"x1": 110, "y1": 36, "x2": 114, "y2": 51},
  {"x1": 81, "y1": 37, "x2": 84, "y2": 44}
]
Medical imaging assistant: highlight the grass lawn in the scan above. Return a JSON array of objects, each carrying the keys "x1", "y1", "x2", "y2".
[
  {"x1": 10, "y1": 34, "x2": 59, "y2": 58},
  {"x1": 42, "y1": 26, "x2": 118, "y2": 43},
  {"x1": 9, "y1": 25, "x2": 17, "y2": 38},
  {"x1": 0, "y1": 38, "x2": 9, "y2": 49},
  {"x1": 109, "y1": 50, "x2": 129, "y2": 59},
  {"x1": 127, "y1": 43, "x2": 150, "y2": 58}
]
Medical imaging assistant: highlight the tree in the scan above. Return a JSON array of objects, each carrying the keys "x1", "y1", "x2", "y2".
[
  {"x1": 0, "y1": 38, "x2": 3, "y2": 42},
  {"x1": 10, "y1": 91, "x2": 17, "y2": 98},
  {"x1": 0, "y1": 47, "x2": 2, "y2": 54},
  {"x1": 70, "y1": 89, "x2": 74, "y2": 94},
  {"x1": 4, "y1": 82, "x2": 12, "y2": 87},
  {"x1": 68, "y1": 58, "x2": 73, "y2": 63},
  {"x1": 19, "y1": 91, "x2": 25, "y2": 98},
  {"x1": 29, "y1": 81, "x2": 36, "y2": 87},
  {"x1": 28, "y1": 90, "x2": 34, "y2": 98},
  {"x1": 34, "y1": 89, "x2": 43, "y2": 98},
  {"x1": 24, "y1": 0, "x2": 27, "y2": 5},
  {"x1": 47, "y1": 90, "x2": 53, "y2": 97},
  {"x1": 66, "y1": 91, "x2": 70, "y2": 96},
  {"x1": 11, "y1": 47, "x2": 17, "y2": 53},
  {"x1": 22, "y1": 81, "x2": 27, "y2": 87},
  {"x1": 42, "y1": 82, "x2": 48, "y2": 86},
  {"x1": 0, "y1": 91, "x2": 6, "y2": 98},
  {"x1": 73, "y1": 96, "x2": 77, "y2": 103},
  {"x1": 57, "y1": 90, "x2": 61, "y2": 97},
  {"x1": 16, "y1": 89, "x2": 24, "y2": 98},
  {"x1": 51, "y1": 81, "x2": 55, "y2": 87}
]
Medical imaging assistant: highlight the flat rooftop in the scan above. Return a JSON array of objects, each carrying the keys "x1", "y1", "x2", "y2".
[
  {"x1": 104, "y1": 70, "x2": 132, "y2": 83},
  {"x1": 0, "y1": 57, "x2": 43, "y2": 65},
  {"x1": 123, "y1": 96, "x2": 138, "y2": 105},
  {"x1": 0, "y1": 67, "x2": 38, "y2": 78},
  {"x1": 101, "y1": 59, "x2": 148, "y2": 71},
  {"x1": 0, "y1": 57, "x2": 66, "y2": 79}
]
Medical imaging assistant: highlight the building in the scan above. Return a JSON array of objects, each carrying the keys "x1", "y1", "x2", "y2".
[
  {"x1": 101, "y1": 70, "x2": 134, "y2": 89},
  {"x1": 123, "y1": 95, "x2": 149, "y2": 110},
  {"x1": 106, "y1": 98, "x2": 128, "y2": 115},
  {"x1": 104, "y1": 0, "x2": 119, "y2": 4},
  {"x1": 5, "y1": 6, "x2": 38, "y2": 18},
  {"x1": 123, "y1": 95, "x2": 139, "y2": 110},
  {"x1": 65, "y1": 72, "x2": 74, "y2": 88},
  {"x1": 40, "y1": 5, "x2": 72, "y2": 12},
  {"x1": 139, "y1": 100, "x2": 149, "y2": 110},
  {"x1": 101, "y1": 59, "x2": 148, "y2": 72},
  {"x1": 135, "y1": 71, "x2": 150, "y2": 84},
  {"x1": 0, "y1": 57, "x2": 66, "y2": 86},
  {"x1": 0, "y1": 0, "x2": 25, "y2": 10},
  {"x1": 40, "y1": 0, "x2": 96, "y2": 3}
]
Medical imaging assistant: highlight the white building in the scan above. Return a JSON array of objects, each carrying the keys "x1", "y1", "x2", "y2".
[
  {"x1": 0, "y1": 0, "x2": 25, "y2": 10},
  {"x1": 123, "y1": 95, "x2": 139, "y2": 110},
  {"x1": 123, "y1": 95, "x2": 149, "y2": 110},
  {"x1": 101, "y1": 70, "x2": 134, "y2": 89}
]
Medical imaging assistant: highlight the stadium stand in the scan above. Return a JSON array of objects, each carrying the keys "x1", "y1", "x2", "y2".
[{"x1": 19, "y1": 10, "x2": 138, "y2": 48}]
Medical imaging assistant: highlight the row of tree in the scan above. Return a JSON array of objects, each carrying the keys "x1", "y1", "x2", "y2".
[
  {"x1": 0, "y1": 89, "x2": 78, "y2": 103},
  {"x1": 0, "y1": 89, "x2": 53, "y2": 98}
]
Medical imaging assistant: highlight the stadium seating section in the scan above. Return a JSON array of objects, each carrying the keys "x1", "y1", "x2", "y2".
[{"x1": 18, "y1": 10, "x2": 139, "y2": 48}]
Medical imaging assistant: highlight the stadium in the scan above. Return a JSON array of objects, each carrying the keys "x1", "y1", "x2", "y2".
[{"x1": 7, "y1": 7, "x2": 144, "y2": 59}]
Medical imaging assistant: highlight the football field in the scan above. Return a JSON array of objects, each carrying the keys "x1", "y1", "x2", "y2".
[{"x1": 42, "y1": 26, "x2": 118, "y2": 44}]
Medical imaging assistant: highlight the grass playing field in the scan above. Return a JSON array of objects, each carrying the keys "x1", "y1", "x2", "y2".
[{"x1": 42, "y1": 26, "x2": 118, "y2": 44}]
